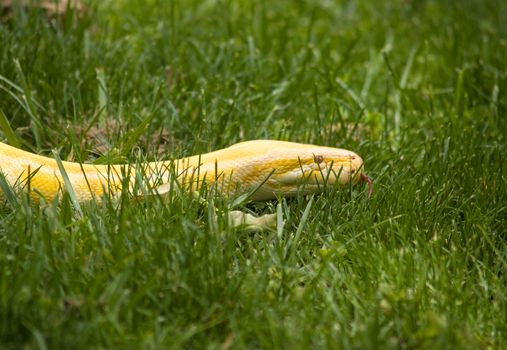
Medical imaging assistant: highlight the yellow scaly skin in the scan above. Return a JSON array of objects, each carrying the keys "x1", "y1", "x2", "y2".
[{"x1": 0, "y1": 140, "x2": 368, "y2": 203}]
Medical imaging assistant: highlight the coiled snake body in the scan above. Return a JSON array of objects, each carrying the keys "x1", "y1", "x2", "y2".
[{"x1": 0, "y1": 140, "x2": 371, "y2": 208}]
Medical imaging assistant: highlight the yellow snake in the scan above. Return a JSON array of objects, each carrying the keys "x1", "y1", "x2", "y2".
[{"x1": 0, "y1": 140, "x2": 372, "y2": 205}]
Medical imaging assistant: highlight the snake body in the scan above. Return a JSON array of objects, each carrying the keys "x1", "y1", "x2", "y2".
[{"x1": 0, "y1": 140, "x2": 369, "y2": 203}]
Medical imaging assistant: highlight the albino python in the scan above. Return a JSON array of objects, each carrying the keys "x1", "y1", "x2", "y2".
[{"x1": 0, "y1": 139, "x2": 372, "y2": 228}]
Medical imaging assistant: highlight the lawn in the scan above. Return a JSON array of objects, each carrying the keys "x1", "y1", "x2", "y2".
[{"x1": 0, "y1": 0, "x2": 506, "y2": 348}]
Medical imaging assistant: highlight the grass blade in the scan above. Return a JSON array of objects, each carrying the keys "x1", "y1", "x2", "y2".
[
  {"x1": 284, "y1": 195, "x2": 314, "y2": 259},
  {"x1": 0, "y1": 108, "x2": 22, "y2": 148},
  {"x1": 53, "y1": 151, "x2": 83, "y2": 216}
]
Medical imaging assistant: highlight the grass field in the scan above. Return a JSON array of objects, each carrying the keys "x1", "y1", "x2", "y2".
[{"x1": 1, "y1": 0, "x2": 506, "y2": 348}]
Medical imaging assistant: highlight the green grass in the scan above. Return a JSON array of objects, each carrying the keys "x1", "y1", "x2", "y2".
[{"x1": 1, "y1": 0, "x2": 506, "y2": 348}]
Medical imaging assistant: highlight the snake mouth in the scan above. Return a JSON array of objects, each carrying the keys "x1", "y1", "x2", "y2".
[{"x1": 360, "y1": 173, "x2": 373, "y2": 198}]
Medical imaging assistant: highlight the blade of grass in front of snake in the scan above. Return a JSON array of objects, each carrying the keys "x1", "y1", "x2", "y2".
[
  {"x1": 229, "y1": 168, "x2": 276, "y2": 209},
  {"x1": 54, "y1": 151, "x2": 83, "y2": 217},
  {"x1": 0, "y1": 173, "x2": 18, "y2": 208}
]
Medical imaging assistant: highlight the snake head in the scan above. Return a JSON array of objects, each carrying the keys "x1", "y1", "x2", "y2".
[{"x1": 251, "y1": 144, "x2": 367, "y2": 200}]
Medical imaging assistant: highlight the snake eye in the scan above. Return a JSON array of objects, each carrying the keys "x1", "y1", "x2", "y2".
[{"x1": 314, "y1": 155, "x2": 324, "y2": 164}]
